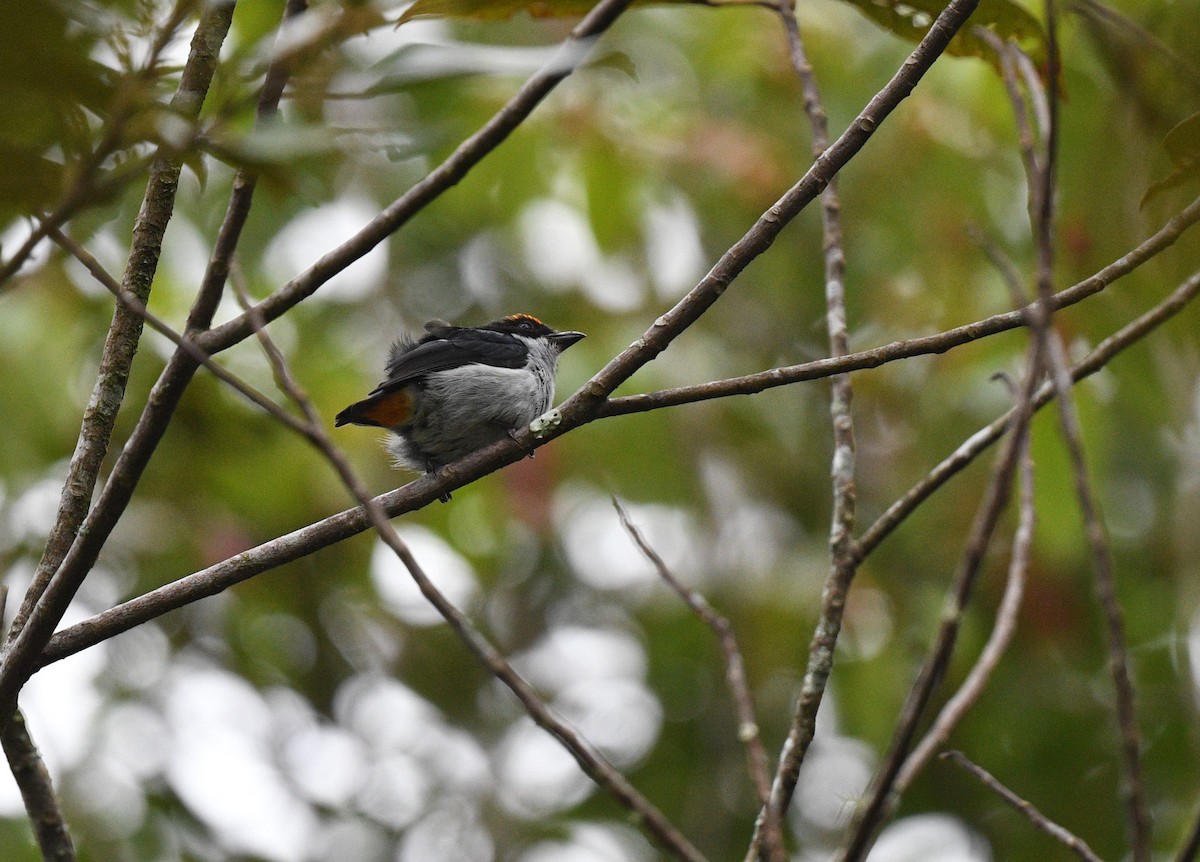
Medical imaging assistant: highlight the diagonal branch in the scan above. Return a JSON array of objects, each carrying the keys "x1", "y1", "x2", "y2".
[
  {"x1": 550, "y1": 0, "x2": 984, "y2": 429},
  {"x1": 942, "y1": 750, "x2": 1106, "y2": 862},
  {"x1": 35, "y1": 267, "x2": 1200, "y2": 673},
  {"x1": 614, "y1": 499, "x2": 772, "y2": 808},
  {"x1": 0, "y1": 1, "x2": 238, "y2": 694},
  {"x1": 231, "y1": 279, "x2": 708, "y2": 862},
  {"x1": 197, "y1": 0, "x2": 637, "y2": 353},
  {"x1": 0, "y1": 1, "x2": 238, "y2": 729},
  {"x1": 601, "y1": 193, "x2": 1200, "y2": 419}
]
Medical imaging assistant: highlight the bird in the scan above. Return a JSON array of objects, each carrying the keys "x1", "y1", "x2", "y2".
[{"x1": 335, "y1": 314, "x2": 585, "y2": 499}]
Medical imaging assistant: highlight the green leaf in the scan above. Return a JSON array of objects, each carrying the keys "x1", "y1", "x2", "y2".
[
  {"x1": 1141, "y1": 112, "x2": 1200, "y2": 208},
  {"x1": 394, "y1": 0, "x2": 765, "y2": 26},
  {"x1": 844, "y1": 0, "x2": 1048, "y2": 70}
]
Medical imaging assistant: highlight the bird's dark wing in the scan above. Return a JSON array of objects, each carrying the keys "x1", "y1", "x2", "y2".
[
  {"x1": 377, "y1": 328, "x2": 526, "y2": 392},
  {"x1": 334, "y1": 325, "x2": 527, "y2": 429}
]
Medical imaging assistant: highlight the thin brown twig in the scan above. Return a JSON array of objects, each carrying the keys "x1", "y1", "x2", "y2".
[
  {"x1": 38, "y1": 269, "x2": 1200, "y2": 670},
  {"x1": 834, "y1": 324, "x2": 1045, "y2": 862},
  {"x1": 894, "y1": 401, "x2": 1035, "y2": 792},
  {"x1": 613, "y1": 499, "x2": 773, "y2": 806},
  {"x1": 745, "y1": 3, "x2": 857, "y2": 861},
  {"x1": 47, "y1": 228, "x2": 312, "y2": 438},
  {"x1": 941, "y1": 750, "x2": 1106, "y2": 862},
  {"x1": 1023, "y1": 6, "x2": 1151, "y2": 854},
  {"x1": 967, "y1": 224, "x2": 1031, "y2": 307},
  {"x1": 234, "y1": 280, "x2": 708, "y2": 862},
  {"x1": 601, "y1": 192, "x2": 1200, "y2": 419}
]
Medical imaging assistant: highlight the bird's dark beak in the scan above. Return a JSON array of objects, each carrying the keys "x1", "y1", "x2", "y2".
[{"x1": 550, "y1": 331, "x2": 586, "y2": 351}]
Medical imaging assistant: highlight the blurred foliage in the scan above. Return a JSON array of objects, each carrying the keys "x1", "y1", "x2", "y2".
[{"x1": 1, "y1": 0, "x2": 1200, "y2": 861}]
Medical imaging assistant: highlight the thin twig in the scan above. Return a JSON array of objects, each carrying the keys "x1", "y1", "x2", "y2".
[
  {"x1": 188, "y1": 0, "x2": 309, "y2": 334},
  {"x1": 233, "y1": 279, "x2": 708, "y2": 862},
  {"x1": 745, "y1": 3, "x2": 858, "y2": 861},
  {"x1": 942, "y1": 750, "x2": 1106, "y2": 862},
  {"x1": 834, "y1": 325, "x2": 1045, "y2": 862},
  {"x1": 967, "y1": 224, "x2": 1031, "y2": 307},
  {"x1": 198, "y1": 0, "x2": 638, "y2": 353},
  {"x1": 601, "y1": 192, "x2": 1200, "y2": 419},
  {"x1": 613, "y1": 499, "x2": 772, "y2": 806},
  {"x1": 48, "y1": 228, "x2": 312, "y2": 438},
  {"x1": 975, "y1": 28, "x2": 1041, "y2": 222},
  {"x1": 38, "y1": 269, "x2": 1200, "y2": 670},
  {"x1": 894, "y1": 404, "x2": 1035, "y2": 791}
]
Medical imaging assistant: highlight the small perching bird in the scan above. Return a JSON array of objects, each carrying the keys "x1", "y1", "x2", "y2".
[{"x1": 335, "y1": 314, "x2": 585, "y2": 497}]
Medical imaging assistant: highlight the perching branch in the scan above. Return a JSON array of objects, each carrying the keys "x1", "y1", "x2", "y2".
[{"x1": 232, "y1": 277, "x2": 708, "y2": 862}]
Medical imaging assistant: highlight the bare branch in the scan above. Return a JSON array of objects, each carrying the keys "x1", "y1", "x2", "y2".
[
  {"x1": 36, "y1": 263, "x2": 1200, "y2": 676},
  {"x1": 602, "y1": 193, "x2": 1200, "y2": 419},
  {"x1": 198, "y1": 0, "x2": 637, "y2": 353},
  {"x1": 942, "y1": 751, "x2": 1106, "y2": 862},
  {"x1": 895, "y1": 410, "x2": 1034, "y2": 791},
  {"x1": 0, "y1": 1, "x2": 239, "y2": 724},
  {"x1": 2, "y1": 712, "x2": 76, "y2": 862},
  {"x1": 835, "y1": 325, "x2": 1045, "y2": 862},
  {"x1": 234, "y1": 280, "x2": 708, "y2": 862},
  {"x1": 858, "y1": 267, "x2": 1200, "y2": 559},
  {"x1": 613, "y1": 499, "x2": 772, "y2": 806}
]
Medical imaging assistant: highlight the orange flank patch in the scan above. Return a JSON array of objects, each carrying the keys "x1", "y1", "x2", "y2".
[{"x1": 360, "y1": 390, "x2": 413, "y2": 427}]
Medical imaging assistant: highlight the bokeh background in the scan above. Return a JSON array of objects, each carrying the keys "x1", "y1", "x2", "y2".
[{"x1": 2, "y1": 0, "x2": 1200, "y2": 859}]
